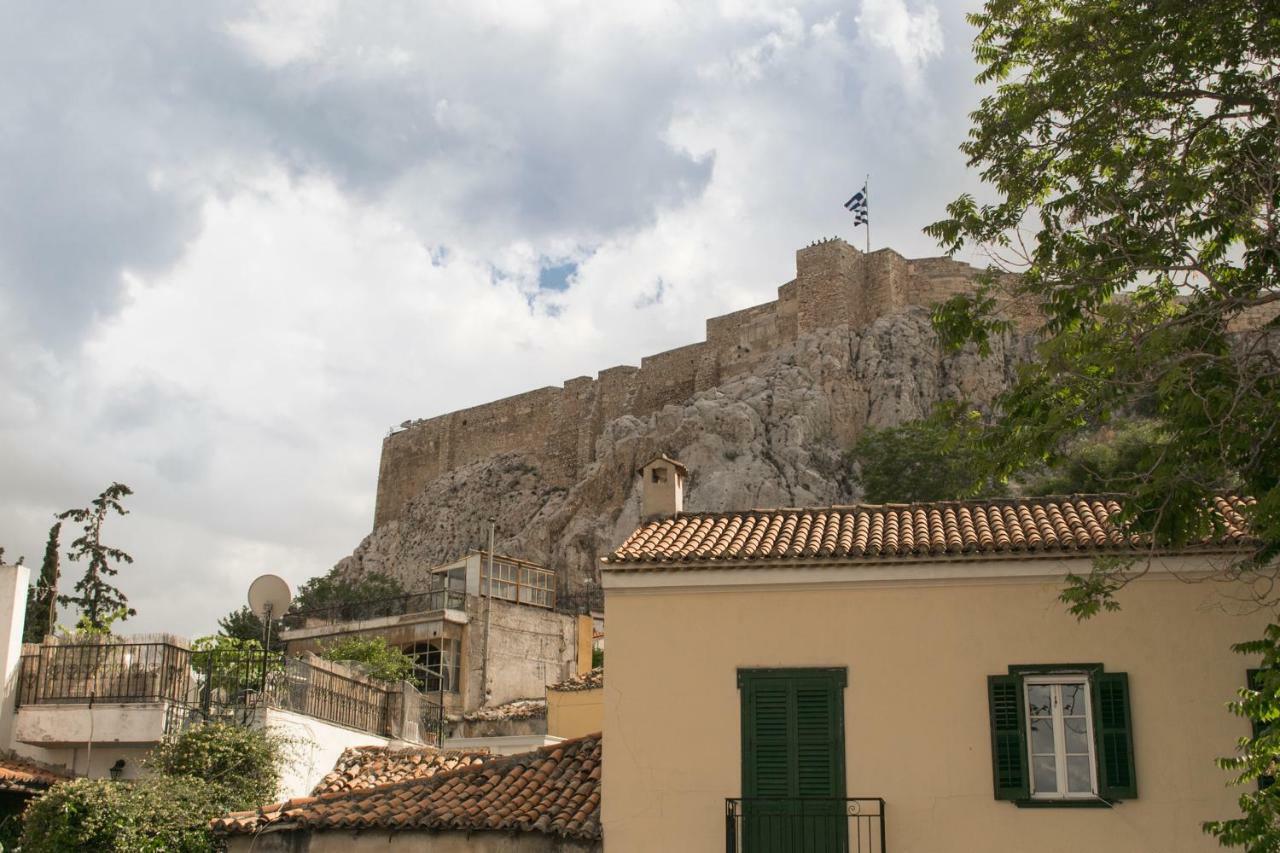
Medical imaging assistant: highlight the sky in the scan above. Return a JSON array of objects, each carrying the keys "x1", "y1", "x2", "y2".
[{"x1": 0, "y1": 0, "x2": 991, "y2": 636}]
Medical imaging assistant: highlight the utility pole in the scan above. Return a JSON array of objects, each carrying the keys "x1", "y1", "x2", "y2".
[{"x1": 480, "y1": 519, "x2": 495, "y2": 707}]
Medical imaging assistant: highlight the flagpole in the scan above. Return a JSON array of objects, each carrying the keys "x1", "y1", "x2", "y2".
[{"x1": 864, "y1": 173, "x2": 870, "y2": 254}]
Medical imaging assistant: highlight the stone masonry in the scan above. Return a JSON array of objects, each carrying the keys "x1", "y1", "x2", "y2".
[{"x1": 374, "y1": 239, "x2": 1020, "y2": 528}]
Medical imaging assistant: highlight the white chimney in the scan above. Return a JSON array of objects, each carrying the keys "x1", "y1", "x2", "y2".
[{"x1": 639, "y1": 455, "x2": 687, "y2": 518}]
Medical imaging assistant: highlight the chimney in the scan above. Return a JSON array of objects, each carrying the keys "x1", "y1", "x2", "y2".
[{"x1": 639, "y1": 455, "x2": 686, "y2": 518}]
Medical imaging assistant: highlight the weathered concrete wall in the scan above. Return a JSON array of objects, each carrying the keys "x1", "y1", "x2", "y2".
[
  {"x1": 373, "y1": 240, "x2": 1012, "y2": 527},
  {"x1": 259, "y1": 706, "x2": 396, "y2": 802},
  {"x1": 471, "y1": 599, "x2": 577, "y2": 709}
]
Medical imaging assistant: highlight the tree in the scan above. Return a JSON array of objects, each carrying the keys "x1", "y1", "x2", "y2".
[
  {"x1": 23, "y1": 522, "x2": 61, "y2": 643},
  {"x1": 217, "y1": 605, "x2": 284, "y2": 651},
  {"x1": 57, "y1": 483, "x2": 136, "y2": 632},
  {"x1": 291, "y1": 568, "x2": 405, "y2": 614},
  {"x1": 320, "y1": 636, "x2": 417, "y2": 684},
  {"x1": 848, "y1": 405, "x2": 1007, "y2": 503},
  {"x1": 926, "y1": 0, "x2": 1279, "y2": 845}
]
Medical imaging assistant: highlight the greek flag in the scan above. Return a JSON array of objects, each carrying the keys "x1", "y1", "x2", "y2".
[{"x1": 844, "y1": 185, "x2": 869, "y2": 225}]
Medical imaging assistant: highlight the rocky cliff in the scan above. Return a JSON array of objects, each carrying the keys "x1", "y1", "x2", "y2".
[{"x1": 334, "y1": 306, "x2": 1034, "y2": 592}]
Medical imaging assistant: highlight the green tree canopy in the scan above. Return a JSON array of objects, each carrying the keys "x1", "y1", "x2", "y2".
[
  {"x1": 23, "y1": 522, "x2": 61, "y2": 643},
  {"x1": 57, "y1": 483, "x2": 136, "y2": 632},
  {"x1": 291, "y1": 568, "x2": 404, "y2": 613},
  {"x1": 928, "y1": 0, "x2": 1279, "y2": 844},
  {"x1": 320, "y1": 635, "x2": 417, "y2": 684}
]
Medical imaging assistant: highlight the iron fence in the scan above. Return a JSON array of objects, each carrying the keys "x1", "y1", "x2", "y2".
[
  {"x1": 554, "y1": 587, "x2": 605, "y2": 615},
  {"x1": 281, "y1": 589, "x2": 468, "y2": 630},
  {"x1": 16, "y1": 642, "x2": 191, "y2": 706},
  {"x1": 725, "y1": 798, "x2": 886, "y2": 853}
]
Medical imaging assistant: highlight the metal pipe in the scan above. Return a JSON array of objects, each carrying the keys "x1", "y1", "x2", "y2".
[{"x1": 481, "y1": 519, "x2": 495, "y2": 706}]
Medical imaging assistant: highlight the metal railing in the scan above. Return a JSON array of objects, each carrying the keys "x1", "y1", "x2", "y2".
[
  {"x1": 280, "y1": 589, "x2": 468, "y2": 630},
  {"x1": 725, "y1": 798, "x2": 886, "y2": 853},
  {"x1": 15, "y1": 642, "x2": 410, "y2": 741},
  {"x1": 16, "y1": 642, "x2": 191, "y2": 706},
  {"x1": 554, "y1": 587, "x2": 605, "y2": 615}
]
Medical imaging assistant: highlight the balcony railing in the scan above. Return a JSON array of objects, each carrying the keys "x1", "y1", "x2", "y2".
[
  {"x1": 15, "y1": 641, "x2": 417, "y2": 741},
  {"x1": 725, "y1": 798, "x2": 886, "y2": 853},
  {"x1": 280, "y1": 589, "x2": 468, "y2": 631}
]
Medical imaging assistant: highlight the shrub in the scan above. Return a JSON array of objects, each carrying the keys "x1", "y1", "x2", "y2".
[
  {"x1": 148, "y1": 722, "x2": 283, "y2": 808},
  {"x1": 20, "y1": 776, "x2": 234, "y2": 853},
  {"x1": 321, "y1": 636, "x2": 417, "y2": 685}
]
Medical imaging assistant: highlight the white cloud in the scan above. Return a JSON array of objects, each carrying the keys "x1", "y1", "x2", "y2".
[{"x1": 0, "y1": 0, "x2": 983, "y2": 635}]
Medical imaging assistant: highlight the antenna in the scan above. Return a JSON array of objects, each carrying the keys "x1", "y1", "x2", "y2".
[{"x1": 247, "y1": 574, "x2": 292, "y2": 651}]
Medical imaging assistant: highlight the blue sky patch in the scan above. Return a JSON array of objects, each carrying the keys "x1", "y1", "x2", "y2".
[{"x1": 538, "y1": 261, "x2": 578, "y2": 292}]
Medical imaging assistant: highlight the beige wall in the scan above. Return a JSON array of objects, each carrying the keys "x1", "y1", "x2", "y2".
[
  {"x1": 227, "y1": 828, "x2": 600, "y2": 852},
  {"x1": 547, "y1": 687, "x2": 603, "y2": 740},
  {"x1": 602, "y1": 560, "x2": 1269, "y2": 853}
]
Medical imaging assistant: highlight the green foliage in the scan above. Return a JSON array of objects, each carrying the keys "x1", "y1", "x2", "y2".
[
  {"x1": 592, "y1": 646, "x2": 604, "y2": 669},
  {"x1": 23, "y1": 522, "x2": 61, "y2": 643},
  {"x1": 1027, "y1": 420, "x2": 1169, "y2": 496},
  {"x1": 20, "y1": 776, "x2": 235, "y2": 853},
  {"x1": 321, "y1": 635, "x2": 416, "y2": 684},
  {"x1": 148, "y1": 722, "x2": 284, "y2": 808},
  {"x1": 57, "y1": 483, "x2": 136, "y2": 632},
  {"x1": 848, "y1": 405, "x2": 1008, "y2": 503},
  {"x1": 930, "y1": 0, "x2": 1280, "y2": 845},
  {"x1": 1205, "y1": 625, "x2": 1280, "y2": 846},
  {"x1": 216, "y1": 605, "x2": 284, "y2": 651},
  {"x1": 291, "y1": 568, "x2": 404, "y2": 613}
]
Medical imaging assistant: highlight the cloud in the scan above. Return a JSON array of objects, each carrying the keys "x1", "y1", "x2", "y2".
[{"x1": 0, "y1": 0, "x2": 984, "y2": 634}]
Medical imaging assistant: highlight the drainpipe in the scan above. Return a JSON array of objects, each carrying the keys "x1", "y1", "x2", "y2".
[{"x1": 481, "y1": 520, "x2": 494, "y2": 707}]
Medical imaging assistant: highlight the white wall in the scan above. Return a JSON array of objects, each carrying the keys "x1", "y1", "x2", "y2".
[{"x1": 260, "y1": 707, "x2": 397, "y2": 801}]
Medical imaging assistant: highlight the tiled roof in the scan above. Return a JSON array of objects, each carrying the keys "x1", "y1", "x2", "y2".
[
  {"x1": 550, "y1": 667, "x2": 603, "y2": 692},
  {"x1": 0, "y1": 753, "x2": 70, "y2": 795},
  {"x1": 604, "y1": 496, "x2": 1254, "y2": 567},
  {"x1": 312, "y1": 746, "x2": 490, "y2": 795},
  {"x1": 212, "y1": 732, "x2": 602, "y2": 841},
  {"x1": 455, "y1": 698, "x2": 546, "y2": 722}
]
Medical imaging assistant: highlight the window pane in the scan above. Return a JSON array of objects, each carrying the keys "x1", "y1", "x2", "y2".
[
  {"x1": 1064, "y1": 717, "x2": 1089, "y2": 754},
  {"x1": 1066, "y1": 755, "x2": 1092, "y2": 793},
  {"x1": 1027, "y1": 684, "x2": 1052, "y2": 716},
  {"x1": 1033, "y1": 755, "x2": 1058, "y2": 794},
  {"x1": 1029, "y1": 718, "x2": 1055, "y2": 755},
  {"x1": 1061, "y1": 683, "x2": 1085, "y2": 716}
]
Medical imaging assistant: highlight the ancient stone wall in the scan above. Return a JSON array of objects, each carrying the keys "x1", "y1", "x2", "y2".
[{"x1": 372, "y1": 239, "x2": 1002, "y2": 528}]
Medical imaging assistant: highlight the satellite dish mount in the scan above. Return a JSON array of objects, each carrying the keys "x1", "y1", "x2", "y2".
[{"x1": 247, "y1": 574, "x2": 292, "y2": 651}]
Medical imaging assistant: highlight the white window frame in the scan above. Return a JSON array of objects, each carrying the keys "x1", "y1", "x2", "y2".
[{"x1": 1024, "y1": 674, "x2": 1098, "y2": 800}]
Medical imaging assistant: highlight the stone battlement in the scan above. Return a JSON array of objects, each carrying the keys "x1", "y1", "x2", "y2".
[{"x1": 373, "y1": 239, "x2": 1009, "y2": 527}]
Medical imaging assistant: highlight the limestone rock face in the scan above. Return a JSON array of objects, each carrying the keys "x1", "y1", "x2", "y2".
[{"x1": 335, "y1": 308, "x2": 1033, "y2": 590}]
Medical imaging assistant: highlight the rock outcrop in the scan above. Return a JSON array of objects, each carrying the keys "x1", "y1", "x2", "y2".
[{"x1": 335, "y1": 307, "x2": 1033, "y2": 591}]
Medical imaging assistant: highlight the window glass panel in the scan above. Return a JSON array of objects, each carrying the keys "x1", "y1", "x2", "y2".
[
  {"x1": 1029, "y1": 718, "x2": 1055, "y2": 755},
  {"x1": 1060, "y1": 683, "x2": 1085, "y2": 716},
  {"x1": 1066, "y1": 755, "x2": 1092, "y2": 793},
  {"x1": 1033, "y1": 755, "x2": 1058, "y2": 793},
  {"x1": 1064, "y1": 717, "x2": 1089, "y2": 754},
  {"x1": 1026, "y1": 684, "x2": 1052, "y2": 716}
]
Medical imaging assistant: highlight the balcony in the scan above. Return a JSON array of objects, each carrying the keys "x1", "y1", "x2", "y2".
[
  {"x1": 725, "y1": 798, "x2": 886, "y2": 853},
  {"x1": 13, "y1": 639, "x2": 434, "y2": 745},
  {"x1": 280, "y1": 588, "x2": 468, "y2": 632}
]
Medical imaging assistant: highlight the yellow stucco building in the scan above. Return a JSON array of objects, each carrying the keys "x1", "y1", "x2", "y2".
[{"x1": 600, "y1": 468, "x2": 1262, "y2": 852}]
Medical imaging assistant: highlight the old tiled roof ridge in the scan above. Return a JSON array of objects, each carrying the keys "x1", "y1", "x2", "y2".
[
  {"x1": 604, "y1": 494, "x2": 1255, "y2": 566},
  {"x1": 311, "y1": 745, "x2": 491, "y2": 795},
  {"x1": 550, "y1": 667, "x2": 603, "y2": 692},
  {"x1": 211, "y1": 732, "x2": 603, "y2": 841},
  {"x1": 0, "y1": 751, "x2": 72, "y2": 795},
  {"x1": 454, "y1": 697, "x2": 547, "y2": 722}
]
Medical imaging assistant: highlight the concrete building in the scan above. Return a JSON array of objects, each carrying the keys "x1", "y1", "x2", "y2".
[
  {"x1": 599, "y1": 460, "x2": 1266, "y2": 852},
  {"x1": 280, "y1": 551, "x2": 596, "y2": 720},
  {"x1": 0, "y1": 562, "x2": 435, "y2": 799}
]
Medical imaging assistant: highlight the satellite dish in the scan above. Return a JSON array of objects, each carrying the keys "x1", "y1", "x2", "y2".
[{"x1": 247, "y1": 574, "x2": 292, "y2": 621}]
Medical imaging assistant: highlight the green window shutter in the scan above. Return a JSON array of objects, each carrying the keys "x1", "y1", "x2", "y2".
[
  {"x1": 794, "y1": 678, "x2": 845, "y2": 797},
  {"x1": 988, "y1": 674, "x2": 1029, "y2": 800},
  {"x1": 744, "y1": 680, "x2": 792, "y2": 797},
  {"x1": 1093, "y1": 672, "x2": 1137, "y2": 800}
]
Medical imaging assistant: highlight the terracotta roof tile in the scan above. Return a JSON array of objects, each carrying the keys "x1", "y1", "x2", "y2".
[
  {"x1": 0, "y1": 753, "x2": 70, "y2": 795},
  {"x1": 212, "y1": 732, "x2": 602, "y2": 841},
  {"x1": 548, "y1": 667, "x2": 603, "y2": 692},
  {"x1": 604, "y1": 496, "x2": 1255, "y2": 567},
  {"x1": 455, "y1": 698, "x2": 546, "y2": 723},
  {"x1": 311, "y1": 746, "x2": 490, "y2": 796}
]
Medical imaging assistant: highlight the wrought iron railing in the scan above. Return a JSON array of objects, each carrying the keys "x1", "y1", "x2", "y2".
[
  {"x1": 15, "y1": 642, "x2": 412, "y2": 740},
  {"x1": 554, "y1": 587, "x2": 604, "y2": 615},
  {"x1": 725, "y1": 798, "x2": 886, "y2": 853},
  {"x1": 280, "y1": 589, "x2": 467, "y2": 630}
]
